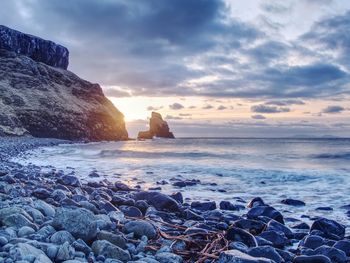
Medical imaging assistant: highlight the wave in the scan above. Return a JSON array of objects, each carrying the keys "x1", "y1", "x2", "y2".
[
  {"x1": 97, "y1": 149, "x2": 230, "y2": 159},
  {"x1": 313, "y1": 152, "x2": 350, "y2": 160}
]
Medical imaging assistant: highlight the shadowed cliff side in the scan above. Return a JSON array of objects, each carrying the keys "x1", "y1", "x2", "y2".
[{"x1": 0, "y1": 26, "x2": 128, "y2": 141}]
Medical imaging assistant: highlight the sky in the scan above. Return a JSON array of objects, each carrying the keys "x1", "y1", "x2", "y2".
[{"x1": 1, "y1": 0, "x2": 350, "y2": 137}]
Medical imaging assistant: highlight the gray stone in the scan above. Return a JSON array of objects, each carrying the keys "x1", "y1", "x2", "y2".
[
  {"x1": 52, "y1": 207, "x2": 98, "y2": 242},
  {"x1": 293, "y1": 255, "x2": 331, "y2": 263},
  {"x1": 124, "y1": 220, "x2": 157, "y2": 239},
  {"x1": 91, "y1": 240, "x2": 131, "y2": 261},
  {"x1": 11, "y1": 243, "x2": 52, "y2": 263},
  {"x1": 218, "y1": 249, "x2": 274, "y2": 263},
  {"x1": 18, "y1": 226, "x2": 35, "y2": 237},
  {"x1": 155, "y1": 252, "x2": 182, "y2": 263},
  {"x1": 33, "y1": 200, "x2": 55, "y2": 217},
  {"x1": 248, "y1": 246, "x2": 283, "y2": 263},
  {"x1": 56, "y1": 242, "x2": 75, "y2": 261},
  {"x1": 96, "y1": 231, "x2": 126, "y2": 249},
  {"x1": 50, "y1": 231, "x2": 75, "y2": 245}
]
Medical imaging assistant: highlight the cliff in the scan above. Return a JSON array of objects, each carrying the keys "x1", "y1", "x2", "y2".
[
  {"x1": 0, "y1": 26, "x2": 128, "y2": 141},
  {"x1": 138, "y1": 112, "x2": 175, "y2": 139}
]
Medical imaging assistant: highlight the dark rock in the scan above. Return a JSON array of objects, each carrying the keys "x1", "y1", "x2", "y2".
[
  {"x1": 316, "y1": 207, "x2": 333, "y2": 211},
  {"x1": 138, "y1": 112, "x2": 175, "y2": 139},
  {"x1": 123, "y1": 220, "x2": 157, "y2": 239},
  {"x1": 72, "y1": 239, "x2": 91, "y2": 255},
  {"x1": 300, "y1": 235, "x2": 325, "y2": 250},
  {"x1": 314, "y1": 245, "x2": 347, "y2": 263},
  {"x1": 170, "y1": 192, "x2": 183, "y2": 204},
  {"x1": 50, "y1": 230, "x2": 75, "y2": 245},
  {"x1": 119, "y1": 206, "x2": 142, "y2": 217},
  {"x1": 0, "y1": 25, "x2": 69, "y2": 69},
  {"x1": 266, "y1": 219, "x2": 293, "y2": 238},
  {"x1": 226, "y1": 227, "x2": 258, "y2": 248},
  {"x1": 248, "y1": 246, "x2": 284, "y2": 263},
  {"x1": 191, "y1": 201, "x2": 216, "y2": 211},
  {"x1": 333, "y1": 240, "x2": 350, "y2": 256},
  {"x1": 310, "y1": 218, "x2": 345, "y2": 239},
  {"x1": 233, "y1": 219, "x2": 266, "y2": 235},
  {"x1": 183, "y1": 209, "x2": 204, "y2": 221},
  {"x1": 247, "y1": 197, "x2": 265, "y2": 208},
  {"x1": 293, "y1": 255, "x2": 331, "y2": 263},
  {"x1": 132, "y1": 191, "x2": 180, "y2": 212},
  {"x1": 247, "y1": 206, "x2": 284, "y2": 224},
  {"x1": 57, "y1": 175, "x2": 81, "y2": 187},
  {"x1": 97, "y1": 231, "x2": 127, "y2": 249},
  {"x1": 134, "y1": 200, "x2": 149, "y2": 214},
  {"x1": 220, "y1": 201, "x2": 243, "y2": 211},
  {"x1": 258, "y1": 230, "x2": 289, "y2": 248},
  {"x1": 281, "y1": 198, "x2": 306, "y2": 206},
  {"x1": 114, "y1": 182, "x2": 132, "y2": 191},
  {"x1": 291, "y1": 222, "x2": 310, "y2": 230}
]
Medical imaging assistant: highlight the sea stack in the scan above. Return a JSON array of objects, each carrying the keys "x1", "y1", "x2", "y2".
[
  {"x1": 0, "y1": 25, "x2": 128, "y2": 141},
  {"x1": 138, "y1": 112, "x2": 175, "y2": 139}
]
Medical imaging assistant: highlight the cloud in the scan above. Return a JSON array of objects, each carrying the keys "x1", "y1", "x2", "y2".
[
  {"x1": 322, "y1": 105, "x2": 345, "y2": 114},
  {"x1": 217, "y1": 105, "x2": 227, "y2": 110},
  {"x1": 103, "y1": 87, "x2": 131, "y2": 97},
  {"x1": 165, "y1": 115, "x2": 182, "y2": 120},
  {"x1": 251, "y1": 114, "x2": 267, "y2": 120},
  {"x1": 169, "y1": 103, "x2": 184, "y2": 110},
  {"x1": 147, "y1": 106, "x2": 163, "y2": 111},
  {"x1": 202, "y1": 104, "x2": 214, "y2": 110},
  {"x1": 251, "y1": 104, "x2": 290, "y2": 113},
  {"x1": 265, "y1": 99, "x2": 305, "y2": 106},
  {"x1": 179, "y1": 113, "x2": 192, "y2": 117}
]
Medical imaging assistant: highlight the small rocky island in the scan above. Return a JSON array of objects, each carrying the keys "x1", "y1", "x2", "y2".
[
  {"x1": 138, "y1": 112, "x2": 175, "y2": 139},
  {"x1": 0, "y1": 25, "x2": 128, "y2": 141}
]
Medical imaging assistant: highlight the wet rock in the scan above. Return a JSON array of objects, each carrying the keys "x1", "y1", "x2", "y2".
[
  {"x1": 248, "y1": 246, "x2": 284, "y2": 263},
  {"x1": 52, "y1": 207, "x2": 98, "y2": 242},
  {"x1": 247, "y1": 197, "x2": 266, "y2": 208},
  {"x1": 314, "y1": 245, "x2": 347, "y2": 263},
  {"x1": 281, "y1": 198, "x2": 306, "y2": 206},
  {"x1": 291, "y1": 222, "x2": 310, "y2": 230},
  {"x1": 2, "y1": 214, "x2": 35, "y2": 229},
  {"x1": 133, "y1": 191, "x2": 180, "y2": 212},
  {"x1": 72, "y1": 239, "x2": 91, "y2": 255},
  {"x1": 220, "y1": 201, "x2": 243, "y2": 211},
  {"x1": 218, "y1": 249, "x2": 274, "y2": 263},
  {"x1": 33, "y1": 188, "x2": 51, "y2": 199},
  {"x1": 91, "y1": 240, "x2": 131, "y2": 261},
  {"x1": 310, "y1": 218, "x2": 345, "y2": 239},
  {"x1": 247, "y1": 205, "x2": 284, "y2": 224},
  {"x1": 300, "y1": 235, "x2": 325, "y2": 249},
  {"x1": 233, "y1": 219, "x2": 266, "y2": 235},
  {"x1": 333, "y1": 240, "x2": 350, "y2": 256},
  {"x1": 114, "y1": 182, "x2": 132, "y2": 191},
  {"x1": 34, "y1": 200, "x2": 56, "y2": 217},
  {"x1": 57, "y1": 175, "x2": 81, "y2": 187},
  {"x1": 226, "y1": 227, "x2": 258, "y2": 248},
  {"x1": 124, "y1": 220, "x2": 157, "y2": 239},
  {"x1": 258, "y1": 230, "x2": 289, "y2": 248},
  {"x1": 170, "y1": 192, "x2": 183, "y2": 204},
  {"x1": 266, "y1": 219, "x2": 293, "y2": 238},
  {"x1": 293, "y1": 255, "x2": 331, "y2": 263},
  {"x1": 50, "y1": 230, "x2": 75, "y2": 245},
  {"x1": 191, "y1": 201, "x2": 216, "y2": 211},
  {"x1": 316, "y1": 207, "x2": 333, "y2": 211}
]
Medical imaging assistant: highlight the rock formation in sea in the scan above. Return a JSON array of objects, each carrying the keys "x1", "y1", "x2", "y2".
[
  {"x1": 138, "y1": 112, "x2": 175, "y2": 139},
  {"x1": 0, "y1": 25, "x2": 128, "y2": 141}
]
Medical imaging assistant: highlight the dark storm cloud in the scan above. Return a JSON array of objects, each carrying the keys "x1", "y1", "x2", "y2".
[
  {"x1": 322, "y1": 105, "x2": 345, "y2": 114},
  {"x1": 1, "y1": 0, "x2": 349, "y2": 99},
  {"x1": 251, "y1": 105, "x2": 290, "y2": 113}
]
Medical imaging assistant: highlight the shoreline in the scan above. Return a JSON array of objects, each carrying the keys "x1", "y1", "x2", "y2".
[{"x1": 0, "y1": 138, "x2": 349, "y2": 262}]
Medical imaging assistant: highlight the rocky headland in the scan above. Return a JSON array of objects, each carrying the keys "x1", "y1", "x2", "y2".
[
  {"x1": 0, "y1": 25, "x2": 128, "y2": 141},
  {"x1": 138, "y1": 112, "x2": 175, "y2": 140}
]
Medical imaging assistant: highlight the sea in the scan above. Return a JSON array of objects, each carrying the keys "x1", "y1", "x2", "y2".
[{"x1": 13, "y1": 138, "x2": 350, "y2": 226}]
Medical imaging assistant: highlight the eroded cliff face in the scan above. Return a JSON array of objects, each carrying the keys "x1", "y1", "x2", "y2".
[
  {"x1": 0, "y1": 27, "x2": 128, "y2": 141},
  {"x1": 138, "y1": 112, "x2": 175, "y2": 139},
  {"x1": 0, "y1": 25, "x2": 69, "y2": 69}
]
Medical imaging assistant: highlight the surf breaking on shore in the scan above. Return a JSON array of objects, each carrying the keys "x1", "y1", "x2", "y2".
[{"x1": 0, "y1": 137, "x2": 349, "y2": 263}]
